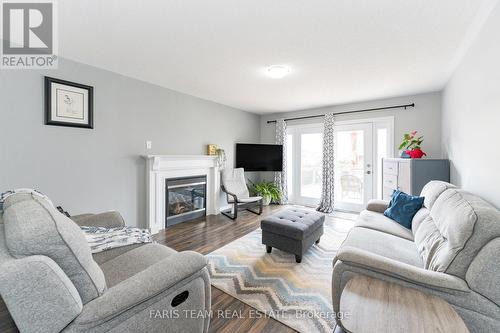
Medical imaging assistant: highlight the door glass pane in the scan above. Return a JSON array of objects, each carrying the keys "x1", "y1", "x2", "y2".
[
  {"x1": 335, "y1": 130, "x2": 365, "y2": 204},
  {"x1": 376, "y1": 128, "x2": 388, "y2": 199},
  {"x1": 300, "y1": 133, "x2": 322, "y2": 198},
  {"x1": 286, "y1": 134, "x2": 293, "y2": 198}
]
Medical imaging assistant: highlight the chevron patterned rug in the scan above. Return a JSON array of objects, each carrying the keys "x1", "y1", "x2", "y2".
[{"x1": 206, "y1": 213, "x2": 354, "y2": 333}]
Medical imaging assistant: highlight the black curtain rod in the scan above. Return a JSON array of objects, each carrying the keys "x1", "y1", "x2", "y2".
[{"x1": 266, "y1": 103, "x2": 415, "y2": 124}]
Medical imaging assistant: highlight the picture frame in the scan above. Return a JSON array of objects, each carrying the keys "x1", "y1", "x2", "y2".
[
  {"x1": 45, "y1": 76, "x2": 94, "y2": 129},
  {"x1": 207, "y1": 144, "x2": 218, "y2": 155}
]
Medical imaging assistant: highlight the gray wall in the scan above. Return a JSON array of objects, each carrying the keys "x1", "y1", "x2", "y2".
[
  {"x1": 261, "y1": 92, "x2": 443, "y2": 158},
  {"x1": 442, "y1": 2, "x2": 500, "y2": 209},
  {"x1": 0, "y1": 58, "x2": 261, "y2": 227}
]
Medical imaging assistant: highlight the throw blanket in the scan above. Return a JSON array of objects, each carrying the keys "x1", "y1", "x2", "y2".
[{"x1": 81, "y1": 226, "x2": 154, "y2": 253}]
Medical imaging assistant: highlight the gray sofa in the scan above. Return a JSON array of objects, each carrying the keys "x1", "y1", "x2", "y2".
[
  {"x1": 0, "y1": 192, "x2": 211, "y2": 333},
  {"x1": 332, "y1": 181, "x2": 500, "y2": 332}
]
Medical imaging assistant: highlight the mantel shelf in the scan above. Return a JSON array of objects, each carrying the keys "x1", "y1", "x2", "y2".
[{"x1": 142, "y1": 154, "x2": 217, "y2": 160}]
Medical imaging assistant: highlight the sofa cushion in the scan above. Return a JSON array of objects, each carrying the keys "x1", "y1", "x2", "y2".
[
  {"x1": 445, "y1": 190, "x2": 500, "y2": 277},
  {"x1": 100, "y1": 243, "x2": 177, "y2": 287},
  {"x1": 222, "y1": 168, "x2": 250, "y2": 199},
  {"x1": 411, "y1": 207, "x2": 430, "y2": 236},
  {"x1": 3, "y1": 192, "x2": 106, "y2": 304},
  {"x1": 228, "y1": 196, "x2": 262, "y2": 203},
  {"x1": 340, "y1": 227, "x2": 423, "y2": 267},
  {"x1": 420, "y1": 181, "x2": 456, "y2": 210},
  {"x1": 0, "y1": 223, "x2": 11, "y2": 263},
  {"x1": 92, "y1": 243, "x2": 144, "y2": 265},
  {"x1": 466, "y1": 238, "x2": 500, "y2": 306},
  {"x1": 414, "y1": 215, "x2": 443, "y2": 270},
  {"x1": 383, "y1": 190, "x2": 424, "y2": 229},
  {"x1": 414, "y1": 189, "x2": 500, "y2": 276},
  {"x1": 355, "y1": 210, "x2": 414, "y2": 240}
]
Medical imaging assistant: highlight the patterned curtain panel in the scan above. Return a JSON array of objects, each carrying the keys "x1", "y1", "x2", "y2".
[
  {"x1": 274, "y1": 119, "x2": 288, "y2": 204},
  {"x1": 317, "y1": 113, "x2": 335, "y2": 213}
]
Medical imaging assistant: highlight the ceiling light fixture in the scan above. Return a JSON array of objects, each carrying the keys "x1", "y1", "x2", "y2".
[{"x1": 266, "y1": 65, "x2": 291, "y2": 79}]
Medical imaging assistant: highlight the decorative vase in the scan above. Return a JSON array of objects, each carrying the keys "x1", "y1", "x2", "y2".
[
  {"x1": 262, "y1": 196, "x2": 272, "y2": 206},
  {"x1": 405, "y1": 148, "x2": 427, "y2": 159},
  {"x1": 400, "y1": 150, "x2": 411, "y2": 158}
]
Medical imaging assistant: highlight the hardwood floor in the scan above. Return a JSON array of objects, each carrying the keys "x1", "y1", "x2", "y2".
[
  {"x1": 0, "y1": 205, "x2": 296, "y2": 333},
  {"x1": 156, "y1": 205, "x2": 295, "y2": 333},
  {"x1": 155, "y1": 205, "x2": 283, "y2": 254}
]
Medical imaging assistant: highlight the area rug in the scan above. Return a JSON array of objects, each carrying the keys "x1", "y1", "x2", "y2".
[{"x1": 206, "y1": 214, "x2": 354, "y2": 333}]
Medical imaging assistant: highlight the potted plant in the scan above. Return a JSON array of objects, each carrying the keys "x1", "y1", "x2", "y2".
[
  {"x1": 249, "y1": 181, "x2": 281, "y2": 205},
  {"x1": 399, "y1": 131, "x2": 427, "y2": 158}
]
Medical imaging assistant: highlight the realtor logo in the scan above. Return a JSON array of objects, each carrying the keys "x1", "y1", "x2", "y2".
[{"x1": 1, "y1": 0, "x2": 57, "y2": 69}]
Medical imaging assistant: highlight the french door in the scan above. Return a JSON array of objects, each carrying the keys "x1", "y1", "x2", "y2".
[
  {"x1": 334, "y1": 118, "x2": 393, "y2": 212},
  {"x1": 286, "y1": 124, "x2": 324, "y2": 206},
  {"x1": 333, "y1": 123, "x2": 373, "y2": 212},
  {"x1": 286, "y1": 118, "x2": 393, "y2": 211}
]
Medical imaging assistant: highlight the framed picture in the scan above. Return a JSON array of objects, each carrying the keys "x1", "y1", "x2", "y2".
[{"x1": 45, "y1": 76, "x2": 93, "y2": 128}]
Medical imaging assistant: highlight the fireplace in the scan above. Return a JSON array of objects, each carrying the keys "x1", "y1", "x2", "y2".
[
  {"x1": 144, "y1": 155, "x2": 219, "y2": 234},
  {"x1": 165, "y1": 175, "x2": 207, "y2": 226}
]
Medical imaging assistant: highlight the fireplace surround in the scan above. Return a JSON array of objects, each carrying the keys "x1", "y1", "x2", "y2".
[{"x1": 144, "y1": 155, "x2": 220, "y2": 234}]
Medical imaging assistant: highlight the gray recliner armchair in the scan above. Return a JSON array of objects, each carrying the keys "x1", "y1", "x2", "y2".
[{"x1": 0, "y1": 191, "x2": 211, "y2": 333}]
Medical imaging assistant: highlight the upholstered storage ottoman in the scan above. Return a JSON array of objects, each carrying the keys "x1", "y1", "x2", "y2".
[{"x1": 261, "y1": 208, "x2": 325, "y2": 263}]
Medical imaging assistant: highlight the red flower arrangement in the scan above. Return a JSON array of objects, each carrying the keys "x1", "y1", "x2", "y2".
[{"x1": 399, "y1": 131, "x2": 426, "y2": 158}]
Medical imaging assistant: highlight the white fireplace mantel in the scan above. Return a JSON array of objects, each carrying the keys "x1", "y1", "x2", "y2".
[{"x1": 143, "y1": 155, "x2": 220, "y2": 234}]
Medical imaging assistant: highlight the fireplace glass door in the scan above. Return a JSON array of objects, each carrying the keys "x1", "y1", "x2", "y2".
[{"x1": 166, "y1": 175, "x2": 207, "y2": 226}]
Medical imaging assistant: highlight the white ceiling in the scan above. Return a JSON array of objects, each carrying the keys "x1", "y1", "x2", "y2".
[{"x1": 58, "y1": 0, "x2": 491, "y2": 113}]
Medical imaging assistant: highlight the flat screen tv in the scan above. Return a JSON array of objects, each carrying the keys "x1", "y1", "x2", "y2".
[{"x1": 236, "y1": 143, "x2": 283, "y2": 171}]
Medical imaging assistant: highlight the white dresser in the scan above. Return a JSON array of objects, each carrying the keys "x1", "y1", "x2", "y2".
[{"x1": 382, "y1": 158, "x2": 450, "y2": 200}]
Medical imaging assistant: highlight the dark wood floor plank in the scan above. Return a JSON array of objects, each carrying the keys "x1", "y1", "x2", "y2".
[{"x1": 1, "y1": 205, "x2": 296, "y2": 333}]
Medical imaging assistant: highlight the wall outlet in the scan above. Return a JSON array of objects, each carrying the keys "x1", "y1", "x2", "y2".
[{"x1": 146, "y1": 141, "x2": 152, "y2": 149}]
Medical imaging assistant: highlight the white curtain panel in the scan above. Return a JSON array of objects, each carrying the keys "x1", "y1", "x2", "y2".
[
  {"x1": 274, "y1": 119, "x2": 288, "y2": 204},
  {"x1": 317, "y1": 113, "x2": 335, "y2": 213}
]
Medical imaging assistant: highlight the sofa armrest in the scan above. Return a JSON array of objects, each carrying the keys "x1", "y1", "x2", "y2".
[
  {"x1": 365, "y1": 199, "x2": 390, "y2": 213},
  {"x1": 71, "y1": 211, "x2": 125, "y2": 228},
  {"x1": 74, "y1": 251, "x2": 207, "y2": 325},
  {"x1": 70, "y1": 213, "x2": 93, "y2": 221},
  {"x1": 0, "y1": 256, "x2": 83, "y2": 333},
  {"x1": 335, "y1": 246, "x2": 469, "y2": 292}
]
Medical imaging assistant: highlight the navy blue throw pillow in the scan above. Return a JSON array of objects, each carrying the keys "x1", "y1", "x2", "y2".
[{"x1": 383, "y1": 190, "x2": 424, "y2": 229}]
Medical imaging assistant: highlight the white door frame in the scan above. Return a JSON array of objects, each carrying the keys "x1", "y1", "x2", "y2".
[
  {"x1": 287, "y1": 123, "x2": 324, "y2": 206},
  {"x1": 334, "y1": 116, "x2": 394, "y2": 211},
  {"x1": 334, "y1": 122, "x2": 373, "y2": 212}
]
